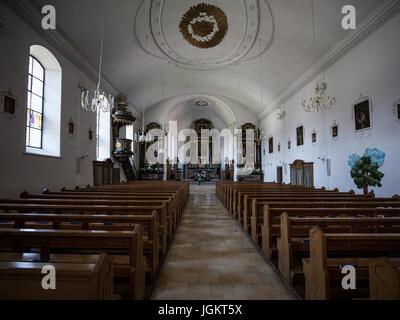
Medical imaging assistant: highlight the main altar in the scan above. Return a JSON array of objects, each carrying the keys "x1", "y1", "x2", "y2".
[{"x1": 184, "y1": 164, "x2": 220, "y2": 181}]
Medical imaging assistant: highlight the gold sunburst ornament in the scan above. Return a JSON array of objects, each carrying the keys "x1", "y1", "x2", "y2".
[{"x1": 179, "y1": 3, "x2": 228, "y2": 49}]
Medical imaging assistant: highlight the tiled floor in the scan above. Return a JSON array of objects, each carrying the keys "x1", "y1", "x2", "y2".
[{"x1": 151, "y1": 184, "x2": 297, "y2": 300}]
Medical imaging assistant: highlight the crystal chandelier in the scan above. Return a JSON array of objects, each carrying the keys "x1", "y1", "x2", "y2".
[
  {"x1": 81, "y1": 4, "x2": 114, "y2": 113},
  {"x1": 302, "y1": 80, "x2": 336, "y2": 112},
  {"x1": 301, "y1": 0, "x2": 336, "y2": 113}
]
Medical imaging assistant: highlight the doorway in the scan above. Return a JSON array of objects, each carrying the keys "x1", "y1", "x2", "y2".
[{"x1": 277, "y1": 166, "x2": 283, "y2": 184}]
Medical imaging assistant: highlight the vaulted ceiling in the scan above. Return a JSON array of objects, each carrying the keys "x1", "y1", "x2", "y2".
[{"x1": 30, "y1": 0, "x2": 383, "y2": 117}]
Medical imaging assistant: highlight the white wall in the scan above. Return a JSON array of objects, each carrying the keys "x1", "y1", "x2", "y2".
[
  {"x1": 260, "y1": 13, "x2": 400, "y2": 197},
  {"x1": 0, "y1": 3, "x2": 100, "y2": 197}
]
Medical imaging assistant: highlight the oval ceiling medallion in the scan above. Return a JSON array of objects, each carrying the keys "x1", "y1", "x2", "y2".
[
  {"x1": 179, "y1": 3, "x2": 228, "y2": 49},
  {"x1": 195, "y1": 100, "x2": 209, "y2": 107},
  {"x1": 134, "y1": 0, "x2": 275, "y2": 71}
]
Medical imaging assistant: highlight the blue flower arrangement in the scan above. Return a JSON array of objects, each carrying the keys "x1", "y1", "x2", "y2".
[
  {"x1": 364, "y1": 147, "x2": 385, "y2": 168},
  {"x1": 347, "y1": 148, "x2": 385, "y2": 168}
]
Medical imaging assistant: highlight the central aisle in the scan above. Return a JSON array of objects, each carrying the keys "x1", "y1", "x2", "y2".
[{"x1": 151, "y1": 184, "x2": 297, "y2": 300}]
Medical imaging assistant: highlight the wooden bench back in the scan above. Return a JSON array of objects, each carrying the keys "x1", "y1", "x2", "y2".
[
  {"x1": 304, "y1": 228, "x2": 400, "y2": 300},
  {"x1": 369, "y1": 257, "x2": 400, "y2": 300},
  {"x1": 0, "y1": 203, "x2": 168, "y2": 256},
  {"x1": 262, "y1": 206, "x2": 400, "y2": 259},
  {"x1": 0, "y1": 226, "x2": 145, "y2": 299},
  {"x1": 278, "y1": 213, "x2": 400, "y2": 282},
  {"x1": 0, "y1": 253, "x2": 114, "y2": 300}
]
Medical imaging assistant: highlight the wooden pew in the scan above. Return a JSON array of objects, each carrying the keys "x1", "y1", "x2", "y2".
[
  {"x1": 40, "y1": 192, "x2": 178, "y2": 231},
  {"x1": 369, "y1": 257, "x2": 400, "y2": 300},
  {"x1": 0, "y1": 253, "x2": 114, "y2": 300},
  {"x1": 0, "y1": 226, "x2": 145, "y2": 300},
  {"x1": 65, "y1": 181, "x2": 189, "y2": 215},
  {"x1": 0, "y1": 212, "x2": 159, "y2": 282},
  {"x1": 0, "y1": 203, "x2": 168, "y2": 256},
  {"x1": 243, "y1": 193, "x2": 390, "y2": 226},
  {"x1": 302, "y1": 228, "x2": 400, "y2": 300},
  {"x1": 250, "y1": 200, "x2": 400, "y2": 244},
  {"x1": 242, "y1": 193, "x2": 387, "y2": 229},
  {"x1": 261, "y1": 207, "x2": 400, "y2": 259},
  {"x1": 234, "y1": 188, "x2": 352, "y2": 217},
  {"x1": 224, "y1": 184, "x2": 341, "y2": 213},
  {"x1": 39, "y1": 191, "x2": 180, "y2": 230},
  {"x1": 277, "y1": 213, "x2": 400, "y2": 283},
  {"x1": 22, "y1": 192, "x2": 181, "y2": 232},
  {"x1": 216, "y1": 181, "x2": 309, "y2": 209}
]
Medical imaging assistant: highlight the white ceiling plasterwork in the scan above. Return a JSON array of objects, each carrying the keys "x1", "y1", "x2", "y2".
[
  {"x1": 134, "y1": 0, "x2": 275, "y2": 71},
  {"x1": 5, "y1": 0, "x2": 394, "y2": 118}
]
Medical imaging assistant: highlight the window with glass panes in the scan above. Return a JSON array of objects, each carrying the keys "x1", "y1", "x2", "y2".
[{"x1": 26, "y1": 56, "x2": 45, "y2": 149}]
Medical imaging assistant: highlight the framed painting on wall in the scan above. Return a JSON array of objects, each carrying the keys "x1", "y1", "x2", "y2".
[
  {"x1": 394, "y1": 99, "x2": 400, "y2": 121},
  {"x1": 296, "y1": 125, "x2": 304, "y2": 146},
  {"x1": 268, "y1": 137, "x2": 273, "y2": 154},
  {"x1": 68, "y1": 118, "x2": 74, "y2": 136},
  {"x1": 311, "y1": 129, "x2": 317, "y2": 144},
  {"x1": 330, "y1": 120, "x2": 340, "y2": 140},
  {"x1": 353, "y1": 97, "x2": 372, "y2": 132},
  {"x1": 398, "y1": 102, "x2": 400, "y2": 120},
  {"x1": 1, "y1": 89, "x2": 17, "y2": 119}
]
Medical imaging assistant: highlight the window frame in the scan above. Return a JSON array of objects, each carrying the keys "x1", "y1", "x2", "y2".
[{"x1": 26, "y1": 55, "x2": 45, "y2": 150}]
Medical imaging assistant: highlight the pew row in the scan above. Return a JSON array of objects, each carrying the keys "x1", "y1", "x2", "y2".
[
  {"x1": 262, "y1": 206, "x2": 400, "y2": 259},
  {"x1": 0, "y1": 203, "x2": 168, "y2": 257},
  {"x1": 277, "y1": 213, "x2": 400, "y2": 283},
  {"x1": 0, "y1": 253, "x2": 114, "y2": 300},
  {"x1": 0, "y1": 212, "x2": 159, "y2": 282},
  {"x1": 303, "y1": 228, "x2": 400, "y2": 300},
  {"x1": 0, "y1": 227, "x2": 145, "y2": 299}
]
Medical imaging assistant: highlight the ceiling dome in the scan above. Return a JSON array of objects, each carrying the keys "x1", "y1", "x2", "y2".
[{"x1": 134, "y1": 0, "x2": 275, "y2": 70}]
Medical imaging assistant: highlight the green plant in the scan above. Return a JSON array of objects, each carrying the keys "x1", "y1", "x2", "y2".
[{"x1": 350, "y1": 156, "x2": 384, "y2": 194}]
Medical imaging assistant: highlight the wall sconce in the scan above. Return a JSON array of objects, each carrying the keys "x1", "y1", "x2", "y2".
[
  {"x1": 76, "y1": 154, "x2": 89, "y2": 174},
  {"x1": 318, "y1": 156, "x2": 326, "y2": 162}
]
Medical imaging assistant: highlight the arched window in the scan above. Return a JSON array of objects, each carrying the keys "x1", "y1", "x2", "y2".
[
  {"x1": 26, "y1": 56, "x2": 45, "y2": 148},
  {"x1": 25, "y1": 45, "x2": 62, "y2": 157}
]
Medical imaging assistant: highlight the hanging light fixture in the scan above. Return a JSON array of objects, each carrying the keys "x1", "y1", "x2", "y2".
[
  {"x1": 301, "y1": 0, "x2": 336, "y2": 113},
  {"x1": 257, "y1": 38, "x2": 266, "y2": 143},
  {"x1": 81, "y1": 1, "x2": 114, "y2": 113},
  {"x1": 134, "y1": 35, "x2": 153, "y2": 144}
]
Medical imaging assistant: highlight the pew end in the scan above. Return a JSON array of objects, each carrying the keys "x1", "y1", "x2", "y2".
[
  {"x1": 303, "y1": 227, "x2": 329, "y2": 300},
  {"x1": 369, "y1": 257, "x2": 400, "y2": 300},
  {"x1": 20, "y1": 191, "x2": 29, "y2": 198}
]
